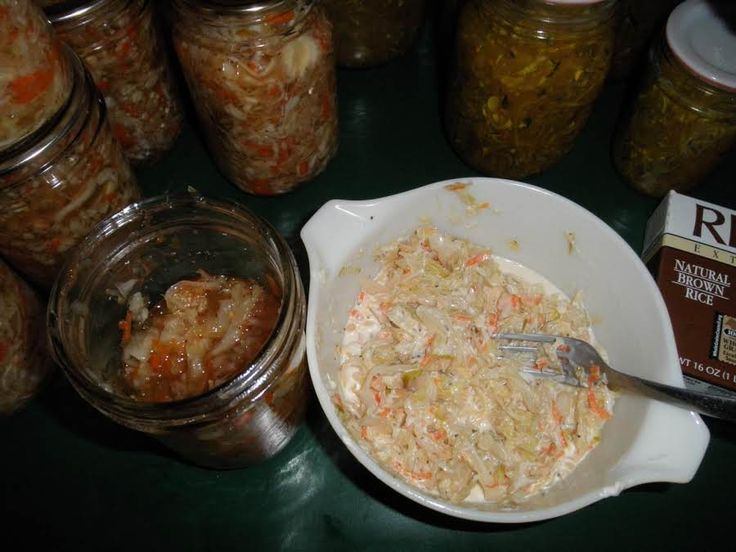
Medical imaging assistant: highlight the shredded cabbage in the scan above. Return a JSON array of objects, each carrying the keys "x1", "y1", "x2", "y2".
[{"x1": 337, "y1": 226, "x2": 613, "y2": 505}]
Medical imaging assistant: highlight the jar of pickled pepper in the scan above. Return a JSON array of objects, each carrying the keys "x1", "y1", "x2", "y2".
[
  {"x1": 172, "y1": 0, "x2": 338, "y2": 196},
  {"x1": 612, "y1": 0, "x2": 736, "y2": 197},
  {"x1": 322, "y1": 0, "x2": 426, "y2": 68},
  {"x1": 446, "y1": 0, "x2": 616, "y2": 179},
  {"x1": 41, "y1": 0, "x2": 184, "y2": 166},
  {"x1": 0, "y1": 0, "x2": 73, "y2": 150}
]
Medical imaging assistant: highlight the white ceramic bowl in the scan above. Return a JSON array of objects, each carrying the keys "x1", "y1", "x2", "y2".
[{"x1": 300, "y1": 178, "x2": 710, "y2": 523}]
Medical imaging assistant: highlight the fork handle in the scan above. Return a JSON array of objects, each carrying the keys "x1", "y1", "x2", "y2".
[{"x1": 607, "y1": 370, "x2": 736, "y2": 422}]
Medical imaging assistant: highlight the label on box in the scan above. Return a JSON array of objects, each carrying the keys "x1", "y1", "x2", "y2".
[{"x1": 643, "y1": 191, "x2": 736, "y2": 395}]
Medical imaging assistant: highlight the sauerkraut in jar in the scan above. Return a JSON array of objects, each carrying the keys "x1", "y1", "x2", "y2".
[
  {"x1": 336, "y1": 227, "x2": 613, "y2": 505},
  {"x1": 120, "y1": 272, "x2": 281, "y2": 403},
  {"x1": 43, "y1": 0, "x2": 183, "y2": 165},
  {"x1": 0, "y1": 50, "x2": 139, "y2": 288},
  {"x1": 322, "y1": 0, "x2": 426, "y2": 68},
  {"x1": 446, "y1": 0, "x2": 615, "y2": 179},
  {"x1": 613, "y1": 0, "x2": 736, "y2": 197},
  {"x1": 0, "y1": 259, "x2": 54, "y2": 415},
  {"x1": 49, "y1": 195, "x2": 308, "y2": 468},
  {"x1": 0, "y1": 0, "x2": 72, "y2": 149},
  {"x1": 172, "y1": 0, "x2": 338, "y2": 195}
]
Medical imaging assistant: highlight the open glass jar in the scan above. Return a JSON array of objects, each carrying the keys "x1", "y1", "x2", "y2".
[
  {"x1": 1, "y1": 0, "x2": 73, "y2": 149},
  {"x1": 445, "y1": 0, "x2": 616, "y2": 179},
  {"x1": 0, "y1": 47, "x2": 139, "y2": 288},
  {"x1": 48, "y1": 194, "x2": 309, "y2": 469},
  {"x1": 322, "y1": 0, "x2": 426, "y2": 68},
  {"x1": 612, "y1": 0, "x2": 736, "y2": 197},
  {"x1": 0, "y1": 259, "x2": 54, "y2": 415},
  {"x1": 43, "y1": 0, "x2": 184, "y2": 165},
  {"x1": 172, "y1": 0, "x2": 338, "y2": 196}
]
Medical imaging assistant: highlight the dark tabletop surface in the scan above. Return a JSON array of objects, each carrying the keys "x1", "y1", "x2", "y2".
[{"x1": 3, "y1": 4, "x2": 736, "y2": 551}]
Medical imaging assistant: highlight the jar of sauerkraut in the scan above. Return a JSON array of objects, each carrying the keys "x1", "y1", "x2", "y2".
[
  {"x1": 48, "y1": 194, "x2": 309, "y2": 469},
  {"x1": 42, "y1": 0, "x2": 184, "y2": 165},
  {"x1": 612, "y1": 0, "x2": 736, "y2": 197},
  {"x1": 446, "y1": 0, "x2": 616, "y2": 179},
  {"x1": 0, "y1": 0, "x2": 73, "y2": 150},
  {"x1": 322, "y1": 0, "x2": 426, "y2": 68},
  {"x1": 0, "y1": 259, "x2": 54, "y2": 415},
  {"x1": 0, "y1": 48, "x2": 139, "y2": 288},
  {"x1": 172, "y1": 0, "x2": 338, "y2": 196}
]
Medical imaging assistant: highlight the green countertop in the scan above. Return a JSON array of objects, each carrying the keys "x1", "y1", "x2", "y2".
[{"x1": 3, "y1": 6, "x2": 736, "y2": 551}]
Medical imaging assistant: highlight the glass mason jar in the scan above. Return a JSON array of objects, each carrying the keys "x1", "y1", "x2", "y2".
[
  {"x1": 446, "y1": 0, "x2": 616, "y2": 179},
  {"x1": 0, "y1": 259, "x2": 54, "y2": 415},
  {"x1": 322, "y1": 0, "x2": 426, "y2": 68},
  {"x1": 42, "y1": 0, "x2": 184, "y2": 166},
  {"x1": 609, "y1": 0, "x2": 681, "y2": 80},
  {"x1": 48, "y1": 194, "x2": 309, "y2": 469},
  {"x1": 172, "y1": 0, "x2": 338, "y2": 196},
  {"x1": 0, "y1": 0, "x2": 73, "y2": 150},
  {"x1": 0, "y1": 48, "x2": 139, "y2": 288},
  {"x1": 612, "y1": 0, "x2": 736, "y2": 197}
]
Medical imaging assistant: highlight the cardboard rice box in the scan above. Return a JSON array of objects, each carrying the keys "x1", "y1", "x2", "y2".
[{"x1": 643, "y1": 191, "x2": 736, "y2": 396}]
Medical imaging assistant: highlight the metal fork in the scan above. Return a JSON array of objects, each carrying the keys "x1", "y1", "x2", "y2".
[{"x1": 494, "y1": 332, "x2": 736, "y2": 422}]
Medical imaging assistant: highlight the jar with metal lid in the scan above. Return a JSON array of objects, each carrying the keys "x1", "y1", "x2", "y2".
[
  {"x1": 612, "y1": 0, "x2": 736, "y2": 197},
  {"x1": 172, "y1": 0, "x2": 338, "y2": 196},
  {"x1": 0, "y1": 48, "x2": 139, "y2": 288},
  {"x1": 322, "y1": 0, "x2": 426, "y2": 68},
  {"x1": 48, "y1": 194, "x2": 309, "y2": 468},
  {"x1": 41, "y1": 0, "x2": 184, "y2": 166},
  {"x1": 445, "y1": 0, "x2": 616, "y2": 179},
  {"x1": 0, "y1": 258, "x2": 54, "y2": 415},
  {"x1": 0, "y1": 0, "x2": 73, "y2": 150}
]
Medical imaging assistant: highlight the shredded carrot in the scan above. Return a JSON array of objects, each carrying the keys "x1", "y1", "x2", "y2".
[
  {"x1": 45, "y1": 237, "x2": 62, "y2": 254},
  {"x1": 373, "y1": 391, "x2": 382, "y2": 405},
  {"x1": 360, "y1": 426, "x2": 368, "y2": 440},
  {"x1": 264, "y1": 391, "x2": 274, "y2": 406},
  {"x1": 419, "y1": 354, "x2": 433, "y2": 368},
  {"x1": 149, "y1": 351, "x2": 163, "y2": 371},
  {"x1": 10, "y1": 67, "x2": 54, "y2": 104},
  {"x1": 510, "y1": 294, "x2": 522, "y2": 310},
  {"x1": 112, "y1": 124, "x2": 134, "y2": 148},
  {"x1": 587, "y1": 389, "x2": 610, "y2": 420},
  {"x1": 587, "y1": 364, "x2": 601, "y2": 386},
  {"x1": 444, "y1": 183, "x2": 468, "y2": 191},
  {"x1": 297, "y1": 160, "x2": 309, "y2": 177},
  {"x1": 264, "y1": 9, "x2": 295, "y2": 26},
  {"x1": 453, "y1": 313, "x2": 473, "y2": 322},
  {"x1": 393, "y1": 461, "x2": 432, "y2": 481},
  {"x1": 430, "y1": 428, "x2": 447, "y2": 442},
  {"x1": 464, "y1": 252, "x2": 490, "y2": 267},
  {"x1": 118, "y1": 310, "x2": 133, "y2": 344},
  {"x1": 551, "y1": 399, "x2": 563, "y2": 425},
  {"x1": 535, "y1": 357, "x2": 549, "y2": 371}
]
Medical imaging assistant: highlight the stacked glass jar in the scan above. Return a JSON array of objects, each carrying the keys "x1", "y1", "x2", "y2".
[
  {"x1": 613, "y1": 0, "x2": 736, "y2": 197},
  {"x1": 171, "y1": 0, "x2": 338, "y2": 196},
  {"x1": 446, "y1": 0, "x2": 616, "y2": 179},
  {"x1": 41, "y1": 0, "x2": 184, "y2": 166},
  {"x1": 322, "y1": 0, "x2": 426, "y2": 68}
]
